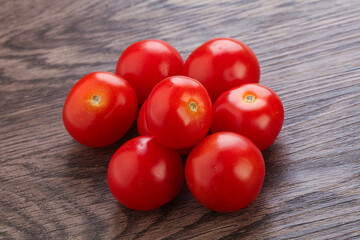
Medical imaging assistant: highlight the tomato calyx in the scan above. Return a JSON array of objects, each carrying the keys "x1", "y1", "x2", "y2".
[
  {"x1": 244, "y1": 94, "x2": 256, "y2": 103},
  {"x1": 188, "y1": 101, "x2": 197, "y2": 112},
  {"x1": 91, "y1": 94, "x2": 102, "y2": 105}
]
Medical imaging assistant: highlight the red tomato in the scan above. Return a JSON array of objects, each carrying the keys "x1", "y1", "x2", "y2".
[
  {"x1": 107, "y1": 136, "x2": 184, "y2": 211},
  {"x1": 63, "y1": 72, "x2": 138, "y2": 147},
  {"x1": 146, "y1": 76, "x2": 212, "y2": 149},
  {"x1": 185, "y1": 132, "x2": 265, "y2": 213},
  {"x1": 211, "y1": 84, "x2": 284, "y2": 151},
  {"x1": 183, "y1": 38, "x2": 260, "y2": 102},
  {"x1": 116, "y1": 39, "x2": 184, "y2": 104},
  {"x1": 137, "y1": 99, "x2": 150, "y2": 136},
  {"x1": 137, "y1": 98, "x2": 195, "y2": 155}
]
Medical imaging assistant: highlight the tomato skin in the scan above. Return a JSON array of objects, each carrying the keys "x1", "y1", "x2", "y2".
[
  {"x1": 146, "y1": 76, "x2": 212, "y2": 149},
  {"x1": 138, "y1": 98, "x2": 195, "y2": 155},
  {"x1": 116, "y1": 39, "x2": 184, "y2": 104},
  {"x1": 211, "y1": 84, "x2": 284, "y2": 151},
  {"x1": 183, "y1": 38, "x2": 260, "y2": 102},
  {"x1": 185, "y1": 132, "x2": 265, "y2": 213},
  {"x1": 137, "y1": 99, "x2": 150, "y2": 136},
  {"x1": 63, "y1": 72, "x2": 138, "y2": 147},
  {"x1": 107, "y1": 136, "x2": 184, "y2": 211}
]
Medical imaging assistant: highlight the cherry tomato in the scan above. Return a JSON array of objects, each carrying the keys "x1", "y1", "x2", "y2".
[
  {"x1": 185, "y1": 132, "x2": 265, "y2": 213},
  {"x1": 137, "y1": 98, "x2": 195, "y2": 155},
  {"x1": 183, "y1": 38, "x2": 260, "y2": 102},
  {"x1": 211, "y1": 84, "x2": 284, "y2": 151},
  {"x1": 137, "y1": 99, "x2": 150, "y2": 136},
  {"x1": 107, "y1": 136, "x2": 184, "y2": 211},
  {"x1": 146, "y1": 76, "x2": 212, "y2": 149},
  {"x1": 63, "y1": 72, "x2": 138, "y2": 147},
  {"x1": 116, "y1": 39, "x2": 184, "y2": 104}
]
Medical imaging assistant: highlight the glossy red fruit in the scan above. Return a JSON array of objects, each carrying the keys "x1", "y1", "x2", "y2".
[
  {"x1": 63, "y1": 72, "x2": 138, "y2": 147},
  {"x1": 137, "y1": 99, "x2": 150, "y2": 136},
  {"x1": 146, "y1": 76, "x2": 212, "y2": 149},
  {"x1": 116, "y1": 39, "x2": 184, "y2": 104},
  {"x1": 183, "y1": 38, "x2": 260, "y2": 102},
  {"x1": 107, "y1": 136, "x2": 184, "y2": 211},
  {"x1": 137, "y1": 98, "x2": 194, "y2": 155},
  {"x1": 185, "y1": 132, "x2": 265, "y2": 213},
  {"x1": 211, "y1": 84, "x2": 284, "y2": 151},
  {"x1": 137, "y1": 99, "x2": 193, "y2": 155}
]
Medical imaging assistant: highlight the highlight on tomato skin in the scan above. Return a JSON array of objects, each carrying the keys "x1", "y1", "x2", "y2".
[
  {"x1": 116, "y1": 39, "x2": 184, "y2": 104},
  {"x1": 62, "y1": 71, "x2": 138, "y2": 147},
  {"x1": 211, "y1": 83, "x2": 284, "y2": 151},
  {"x1": 107, "y1": 136, "x2": 184, "y2": 211},
  {"x1": 146, "y1": 76, "x2": 212, "y2": 149},
  {"x1": 183, "y1": 38, "x2": 260, "y2": 103},
  {"x1": 185, "y1": 132, "x2": 265, "y2": 213},
  {"x1": 137, "y1": 99, "x2": 151, "y2": 136}
]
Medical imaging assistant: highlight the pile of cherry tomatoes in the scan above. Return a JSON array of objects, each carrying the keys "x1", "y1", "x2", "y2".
[{"x1": 63, "y1": 38, "x2": 284, "y2": 213}]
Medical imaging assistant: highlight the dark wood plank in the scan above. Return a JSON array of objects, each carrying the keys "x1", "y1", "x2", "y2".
[{"x1": 1, "y1": 0, "x2": 360, "y2": 239}]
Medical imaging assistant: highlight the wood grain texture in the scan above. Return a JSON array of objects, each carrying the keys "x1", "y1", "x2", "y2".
[{"x1": 1, "y1": 0, "x2": 360, "y2": 239}]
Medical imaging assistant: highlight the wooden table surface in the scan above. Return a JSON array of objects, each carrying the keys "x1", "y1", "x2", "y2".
[{"x1": 1, "y1": 0, "x2": 360, "y2": 239}]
